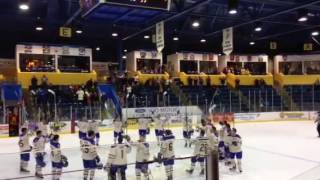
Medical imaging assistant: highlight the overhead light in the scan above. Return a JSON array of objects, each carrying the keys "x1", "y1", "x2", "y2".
[
  {"x1": 298, "y1": 16, "x2": 308, "y2": 22},
  {"x1": 35, "y1": 26, "x2": 43, "y2": 31},
  {"x1": 35, "y1": 17, "x2": 43, "y2": 31},
  {"x1": 76, "y1": 29, "x2": 83, "y2": 34},
  {"x1": 255, "y1": 27, "x2": 262, "y2": 32},
  {"x1": 200, "y1": 38, "x2": 206, "y2": 43},
  {"x1": 254, "y1": 22, "x2": 262, "y2": 32},
  {"x1": 249, "y1": 41, "x2": 255, "y2": 45},
  {"x1": 192, "y1": 20, "x2": 200, "y2": 28},
  {"x1": 298, "y1": 9, "x2": 308, "y2": 22},
  {"x1": 112, "y1": 32, "x2": 118, "y2": 37},
  {"x1": 228, "y1": 0, "x2": 238, "y2": 15},
  {"x1": 96, "y1": 47, "x2": 100, "y2": 51},
  {"x1": 311, "y1": 31, "x2": 319, "y2": 36},
  {"x1": 19, "y1": 0, "x2": 29, "y2": 11},
  {"x1": 124, "y1": 49, "x2": 127, "y2": 52},
  {"x1": 173, "y1": 36, "x2": 179, "y2": 41},
  {"x1": 144, "y1": 35, "x2": 150, "y2": 39},
  {"x1": 122, "y1": 55, "x2": 127, "y2": 59}
]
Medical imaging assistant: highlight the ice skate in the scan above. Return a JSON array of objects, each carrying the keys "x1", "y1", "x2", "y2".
[
  {"x1": 186, "y1": 169, "x2": 194, "y2": 174},
  {"x1": 20, "y1": 168, "x2": 30, "y2": 172},
  {"x1": 35, "y1": 172, "x2": 44, "y2": 179},
  {"x1": 199, "y1": 169, "x2": 205, "y2": 175}
]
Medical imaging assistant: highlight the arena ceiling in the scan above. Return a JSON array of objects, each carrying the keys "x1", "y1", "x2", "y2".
[{"x1": 0, "y1": 0, "x2": 320, "y2": 61}]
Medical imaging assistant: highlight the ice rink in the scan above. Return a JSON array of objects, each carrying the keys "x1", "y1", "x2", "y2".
[{"x1": 0, "y1": 120, "x2": 319, "y2": 180}]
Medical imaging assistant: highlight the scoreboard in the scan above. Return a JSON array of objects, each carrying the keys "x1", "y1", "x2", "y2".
[{"x1": 105, "y1": 0, "x2": 171, "y2": 10}]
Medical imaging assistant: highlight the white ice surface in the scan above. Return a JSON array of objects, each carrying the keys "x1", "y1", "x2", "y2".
[{"x1": 0, "y1": 121, "x2": 320, "y2": 180}]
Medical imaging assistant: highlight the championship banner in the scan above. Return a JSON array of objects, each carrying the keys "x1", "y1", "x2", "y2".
[
  {"x1": 222, "y1": 27, "x2": 233, "y2": 55},
  {"x1": 270, "y1": 42, "x2": 277, "y2": 50},
  {"x1": 59, "y1": 27, "x2": 72, "y2": 38},
  {"x1": 304, "y1": 43, "x2": 313, "y2": 51},
  {"x1": 156, "y1": 21, "x2": 165, "y2": 52}
]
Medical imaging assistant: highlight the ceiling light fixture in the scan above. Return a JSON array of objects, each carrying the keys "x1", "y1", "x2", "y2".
[
  {"x1": 298, "y1": 9, "x2": 308, "y2": 22},
  {"x1": 112, "y1": 32, "x2": 118, "y2": 37},
  {"x1": 19, "y1": 0, "x2": 29, "y2": 11},
  {"x1": 200, "y1": 38, "x2": 206, "y2": 43},
  {"x1": 228, "y1": 0, "x2": 238, "y2": 15},
  {"x1": 144, "y1": 35, "x2": 150, "y2": 39},
  {"x1": 96, "y1": 47, "x2": 100, "y2": 51},
  {"x1": 311, "y1": 31, "x2": 319, "y2": 36},
  {"x1": 192, "y1": 20, "x2": 200, "y2": 28},
  {"x1": 249, "y1": 41, "x2": 255, "y2": 45}
]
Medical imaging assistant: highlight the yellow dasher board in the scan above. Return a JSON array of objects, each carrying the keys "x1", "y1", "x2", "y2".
[{"x1": 59, "y1": 27, "x2": 72, "y2": 38}]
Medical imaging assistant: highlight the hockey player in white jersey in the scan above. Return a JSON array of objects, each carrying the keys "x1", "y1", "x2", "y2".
[
  {"x1": 138, "y1": 118, "x2": 151, "y2": 137},
  {"x1": 186, "y1": 130, "x2": 209, "y2": 175},
  {"x1": 88, "y1": 120, "x2": 100, "y2": 146},
  {"x1": 19, "y1": 127, "x2": 32, "y2": 172},
  {"x1": 206, "y1": 126, "x2": 219, "y2": 153},
  {"x1": 132, "y1": 135, "x2": 150, "y2": 180},
  {"x1": 153, "y1": 115, "x2": 166, "y2": 145},
  {"x1": 50, "y1": 134, "x2": 68, "y2": 180},
  {"x1": 159, "y1": 129, "x2": 175, "y2": 180},
  {"x1": 218, "y1": 121, "x2": 227, "y2": 160},
  {"x1": 37, "y1": 120, "x2": 48, "y2": 137},
  {"x1": 229, "y1": 128, "x2": 243, "y2": 173},
  {"x1": 223, "y1": 124, "x2": 232, "y2": 166},
  {"x1": 105, "y1": 135, "x2": 132, "y2": 180},
  {"x1": 113, "y1": 119, "x2": 124, "y2": 144},
  {"x1": 33, "y1": 130, "x2": 49, "y2": 178},
  {"x1": 182, "y1": 117, "x2": 194, "y2": 147},
  {"x1": 81, "y1": 130, "x2": 102, "y2": 180},
  {"x1": 77, "y1": 119, "x2": 88, "y2": 140}
]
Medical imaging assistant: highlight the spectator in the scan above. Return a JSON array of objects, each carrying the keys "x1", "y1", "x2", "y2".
[
  {"x1": 41, "y1": 75, "x2": 48, "y2": 88},
  {"x1": 76, "y1": 87, "x2": 85, "y2": 105},
  {"x1": 31, "y1": 76, "x2": 38, "y2": 90}
]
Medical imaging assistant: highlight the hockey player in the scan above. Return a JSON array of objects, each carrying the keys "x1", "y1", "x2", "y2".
[
  {"x1": 138, "y1": 118, "x2": 151, "y2": 137},
  {"x1": 37, "y1": 120, "x2": 48, "y2": 137},
  {"x1": 186, "y1": 130, "x2": 209, "y2": 175},
  {"x1": 33, "y1": 130, "x2": 49, "y2": 178},
  {"x1": 19, "y1": 127, "x2": 32, "y2": 172},
  {"x1": 206, "y1": 126, "x2": 219, "y2": 153},
  {"x1": 77, "y1": 118, "x2": 88, "y2": 140},
  {"x1": 88, "y1": 120, "x2": 100, "y2": 146},
  {"x1": 50, "y1": 134, "x2": 68, "y2": 180},
  {"x1": 81, "y1": 130, "x2": 102, "y2": 180},
  {"x1": 182, "y1": 117, "x2": 193, "y2": 147},
  {"x1": 218, "y1": 121, "x2": 227, "y2": 160},
  {"x1": 159, "y1": 129, "x2": 175, "y2": 180},
  {"x1": 133, "y1": 135, "x2": 150, "y2": 180},
  {"x1": 229, "y1": 128, "x2": 242, "y2": 173},
  {"x1": 224, "y1": 125, "x2": 232, "y2": 166},
  {"x1": 105, "y1": 135, "x2": 132, "y2": 180},
  {"x1": 113, "y1": 119, "x2": 124, "y2": 144},
  {"x1": 153, "y1": 115, "x2": 166, "y2": 145}
]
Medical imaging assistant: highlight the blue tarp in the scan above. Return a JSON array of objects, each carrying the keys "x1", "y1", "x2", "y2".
[
  {"x1": 1, "y1": 84, "x2": 22, "y2": 102},
  {"x1": 98, "y1": 84, "x2": 122, "y2": 119}
]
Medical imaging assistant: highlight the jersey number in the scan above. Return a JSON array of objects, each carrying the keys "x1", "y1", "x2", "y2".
[
  {"x1": 168, "y1": 143, "x2": 173, "y2": 152},
  {"x1": 200, "y1": 143, "x2": 208, "y2": 153}
]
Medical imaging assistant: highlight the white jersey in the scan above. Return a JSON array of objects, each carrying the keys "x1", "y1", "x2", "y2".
[
  {"x1": 107, "y1": 143, "x2": 131, "y2": 165},
  {"x1": 154, "y1": 117, "x2": 166, "y2": 130},
  {"x1": 37, "y1": 122, "x2": 48, "y2": 136},
  {"x1": 33, "y1": 136, "x2": 48, "y2": 153},
  {"x1": 219, "y1": 125, "x2": 227, "y2": 142},
  {"x1": 229, "y1": 134, "x2": 242, "y2": 153},
  {"x1": 81, "y1": 137, "x2": 97, "y2": 160},
  {"x1": 76, "y1": 90, "x2": 85, "y2": 101},
  {"x1": 19, "y1": 133, "x2": 31, "y2": 152},
  {"x1": 50, "y1": 140, "x2": 62, "y2": 163},
  {"x1": 206, "y1": 132, "x2": 218, "y2": 151},
  {"x1": 134, "y1": 142, "x2": 150, "y2": 162},
  {"x1": 78, "y1": 121, "x2": 88, "y2": 133},
  {"x1": 88, "y1": 121, "x2": 99, "y2": 134},
  {"x1": 224, "y1": 134, "x2": 232, "y2": 148},
  {"x1": 160, "y1": 135, "x2": 175, "y2": 159},
  {"x1": 138, "y1": 118, "x2": 150, "y2": 130},
  {"x1": 193, "y1": 137, "x2": 209, "y2": 157},
  {"x1": 113, "y1": 121, "x2": 123, "y2": 133},
  {"x1": 183, "y1": 119, "x2": 193, "y2": 131},
  {"x1": 205, "y1": 124, "x2": 214, "y2": 135}
]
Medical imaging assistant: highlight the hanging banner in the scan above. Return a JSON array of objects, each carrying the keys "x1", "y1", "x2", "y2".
[
  {"x1": 304, "y1": 43, "x2": 313, "y2": 51},
  {"x1": 59, "y1": 27, "x2": 72, "y2": 38},
  {"x1": 222, "y1": 27, "x2": 233, "y2": 55},
  {"x1": 270, "y1": 42, "x2": 277, "y2": 50},
  {"x1": 156, "y1": 21, "x2": 165, "y2": 52}
]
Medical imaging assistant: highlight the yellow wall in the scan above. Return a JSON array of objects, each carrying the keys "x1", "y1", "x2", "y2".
[
  {"x1": 227, "y1": 73, "x2": 274, "y2": 87},
  {"x1": 129, "y1": 71, "x2": 170, "y2": 84},
  {"x1": 17, "y1": 71, "x2": 97, "y2": 89},
  {"x1": 275, "y1": 73, "x2": 320, "y2": 86}
]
